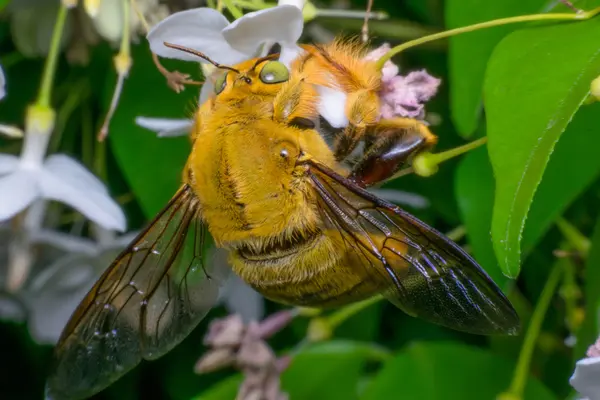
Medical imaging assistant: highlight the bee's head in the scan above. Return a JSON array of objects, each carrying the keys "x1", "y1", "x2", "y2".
[
  {"x1": 162, "y1": 42, "x2": 291, "y2": 100},
  {"x1": 212, "y1": 57, "x2": 290, "y2": 99}
]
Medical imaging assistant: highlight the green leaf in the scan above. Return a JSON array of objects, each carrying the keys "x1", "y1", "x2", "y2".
[
  {"x1": 192, "y1": 340, "x2": 375, "y2": 400},
  {"x1": 484, "y1": 17, "x2": 600, "y2": 277},
  {"x1": 362, "y1": 342, "x2": 556, "y2": 400},
  {"x1": 335, "y1": 303, "x2": 383, "y2": 342},
  {"x1": 445, "y1": 0, "x2": 546, "y2": 137},
  {"x1": 522, "y1": 102, "x2": 600, "y2": 254},
  {"x1": 574, "y1": 215, "x2": 600, "y2": 361},
  {"x1": 455, "y1": 147, "x2": 508, "y2": 289},
  {"x1": 193, "y1": 374, "x2": 243, "y2": 400},
  {"x1": 107, "y1": 44, "x2": 198, "y2": 218},
  {"x1": 281, "y1": 340, "x2": 374, "y2": 400}
]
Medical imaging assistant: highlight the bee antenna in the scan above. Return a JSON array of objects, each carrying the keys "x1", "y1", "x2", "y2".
[{"x1": 162, "y1": 42, "x2": 241, "y2": 74}]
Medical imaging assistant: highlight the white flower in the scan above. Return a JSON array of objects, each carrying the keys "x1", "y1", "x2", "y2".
[
  {"x1": 0, "y1": 131, "x2": 125, "y2": 231},
  {"x1": 570, "y1": 337, "x2": 600, "y2": 400},
  {"x1": 89, "y1": 0, "x2": 170, "y2": 43},
  {"x1": 0, "y1": 224, "x2": 264, "y2": 343},
  {"x1": 148, "y1": 5, "x2": 304, "y2": 68},
  {"x1": 0, "y1": 225, "x2": 137, "y2": 344},
  {"x1": 135, "y1": 116, "x2": 193, "y2": 138},
  {"x1": 0, "y1": 62, "x2": 123, "y2": 230},
  {"x1": 137, "y1": 4, "x2": 305, "y2": 135}
]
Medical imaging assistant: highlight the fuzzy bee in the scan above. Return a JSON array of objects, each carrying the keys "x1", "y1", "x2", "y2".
[{"x1": 46, "y1": 40, "x2": 520, "y2": 400}]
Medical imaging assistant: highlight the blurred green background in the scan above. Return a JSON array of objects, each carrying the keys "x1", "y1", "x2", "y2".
[{"x1": 1, "y1": 0, "x2": 600, "y2": 399}]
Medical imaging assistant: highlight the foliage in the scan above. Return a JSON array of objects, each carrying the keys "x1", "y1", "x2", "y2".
[{"x1": 1, "y1": 0, "x2": 599, "y2": 399}]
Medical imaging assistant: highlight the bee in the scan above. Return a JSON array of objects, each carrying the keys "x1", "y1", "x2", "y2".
[{"x1": 46, "y1": 40, "x2": 520, "y2": 399}]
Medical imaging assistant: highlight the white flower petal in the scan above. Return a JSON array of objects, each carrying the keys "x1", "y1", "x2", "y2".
[
  {"x1": 0, "y1": 123, "x2": 24, "y2": 138},
  {"x1": 221, "y1": 274, "x2": 264, "y2": 322},
  {"x1": 44, "y1": 155, "x2": 108, "y2": 194},
  {"x1": 0, "y1": 170, "x2": 38, "y2": 220},
  {"x1": 147, "y1": 8, "x2": 248, "y2": 65},
  {"x1": 570, "y1": 357, "x2": 600, "y2": 400},
  {"x1": 279, "y1": 43, "x2": 305, "y2": 68},
  {"x1": 26, "y1": 255, "x2": 98, "y2": 344},
  {"x1": 111, "y1": 231, "x2": 139, "y2": 248},
  {"x1": 0, "y1": 64, "x2": 5, "y2": 101},
  {"x1": 0, "y1": 154, "x2": 18, "y2": 174},
  {"x1": 222, "y1": 5, "x2": 304, "y2": 56},
  {"x1": 30, "y1": 229, "x2": 97, "y2": 256},
  {"x1": 316, "y1": 85, "x2": 348, "y2": 128},
  {"x1": 0, "y1": 293, "x2": 26, "y2": 323},
  {"x1": 40, "y1": 157, "x2": 126, "y2": 231},
  {"x1": 135, "y1": 116, "x2": 192, "y2": 137},
  {"x1": 199, "y1": 79, "x2": 215, "y2": 105}
]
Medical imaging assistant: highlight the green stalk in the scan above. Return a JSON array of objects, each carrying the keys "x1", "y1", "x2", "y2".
[
  {"x1": 36, "y1": 4, "x2": 69, "y2": 107},
  {"x1": 376, "y1": 7, "x2": 600, "y2": 69},
  {"x1": 327, "y1": 295, "x2": 384, "y2": 329},
  {"x1": 223, "y1": 0, "x2": 244, "y2": 18},
  {"x1": 502, "y1": 263, "x2": 563, "y2": 399},
  {"x1": 411, "y1": 137, "x2": 487, "y2": 178},
  {"x1": 431, "y1": 137, "x2": 487, "y2": 166},
  {"x1": 556, "y1": 217, "x2": 591, "y2": 257}
]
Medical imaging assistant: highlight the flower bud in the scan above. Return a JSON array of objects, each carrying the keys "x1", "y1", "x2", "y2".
[
  {"x1": 84, "y1": 0, "x2": 102, "y2": 18},
  {"x1": 62, "y1": 0, "x2": 79, "y2": 8},
  {"x1": 591, "y1": 75, "x2": 600, "y2": 101},
  {"x1": 194, "y1": 348, "x2": 235, "y2": 373},
  {"x1": 114, "y1": 52, "x2": 132, "y2": 76},
  {"x1": 306, "y1": 317, "x2": 331, "y2": 342},
  {"x1": 256, "y1": 309, "x2": 296, "y2": 339},
  {"x1": 203, "y1": 314, "x2": 245, "y2": 347},
  {"x1": 413, "y1": 152, "x2": 439, "y2": 177},
  {"x1": 26, "y1": 104, "x2": 56, "y2": 135}
]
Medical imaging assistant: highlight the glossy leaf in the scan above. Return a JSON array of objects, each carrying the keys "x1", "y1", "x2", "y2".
[
  {"x1": 193, "y1": 340, "x2": 374, "y2": 400},
  {"x1": 445, "y1": 0, "x2": 546, "y2": 137},
  {"x1": 455, "y1": 147, "x2": 507, "y2": 289},
  {"x1": 362, "y1": 342, "x2": 556, "y2": 400},
  {"x1": 282, "y1": 340, "x2": 376, "y2": 399},
  {"x1": 193, "y1": 374, "x2": 242, "y2": 400},
  {"x1": 107, "y1": 44, "x2": 198, "y2": 217},
  {"x1": 522, "y1": 103, "x2": 600, "y2": 254},
  {"x1": 484, "y1": 17, "x2": 600, "y2": 277}
]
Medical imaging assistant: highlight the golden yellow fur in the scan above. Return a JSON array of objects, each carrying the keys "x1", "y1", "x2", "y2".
[{"x1": 186, "y1": 45, "x2": 435, "y2": 306}]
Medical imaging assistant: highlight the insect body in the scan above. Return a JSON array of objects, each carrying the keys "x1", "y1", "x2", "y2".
[{"x1": 46, "y1": 41, "x2": 520, "y2": 400}]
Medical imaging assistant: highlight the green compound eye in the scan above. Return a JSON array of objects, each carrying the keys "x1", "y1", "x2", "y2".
[
  {"x1": 259, "y1": 61, "x2": 289, "y2": 84},
  {"x1": 214, "y1": 72, "x2": 228, "y2": 94}
]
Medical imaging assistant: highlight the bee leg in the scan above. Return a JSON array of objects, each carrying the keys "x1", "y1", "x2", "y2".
[{"x1": 347, "y1": 118, "x2": 438, "y2": 188}]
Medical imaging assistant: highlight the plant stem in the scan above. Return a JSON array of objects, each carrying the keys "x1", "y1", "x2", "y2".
[
  {"x1": 98, "y1": 0, "x2": 132, "y2": 141},
  {"x1": 560, "y1": 256, "x2": 580, "y2": 333},
  {"x1": 318, "y1": 8, "x2": 387, "y2": 20},
  {"x1": 36, "y1": 4, "x2": 69, "y2": 107},
  {"x1": 223, "y1": 0, "x2": 244, "y2": 18},
  {"x1": 504, "y1": 262, "x2": 563, "y2": 399},
  {"x1": 431, "y1": 137, "x2": 487, "y2": 165},
  {"x1": 556, "y1": 217, "x2": 591, "y2": 257},
  {"x1": 446, "y1": 225, "x2": 466, "y2": 242},
  {"x1": 233, "y1": 0, "x2": 270, "y2": 10},
  {"x1": 376, "y1": 6, "x2": 600, "y2": 69},
  {"x1": 327, "y1": 295, "x2": 384, "y2": 329}
]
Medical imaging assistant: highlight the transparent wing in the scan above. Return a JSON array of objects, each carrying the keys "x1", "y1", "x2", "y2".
[
  {"x1": 46, "y1": 185, "x2": 231, "y2": 400},
  {"x1": 306, "y1": 160, "x2": 520, "y2": 336}
]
